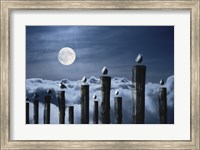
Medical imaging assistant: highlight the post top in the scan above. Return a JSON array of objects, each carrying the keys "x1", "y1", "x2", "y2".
[
  {"x1": 114, "y1": 96, "x2": 122, "y2": 100},
  {"x1": 81, "y1": 84, "x2": 89, "y2": 87},
  {"x1": 58, "y1": 90, "x2": 65, "y2": 93},
  {"x1": 159, "y1": 87, "x2": 167, "y2": 91},
  {"x1": 133, "y1": 65, "x2": 146, "y2": 68},
  {"x1": 100, "y1": 75, "x2": 111, "y2": 79}
]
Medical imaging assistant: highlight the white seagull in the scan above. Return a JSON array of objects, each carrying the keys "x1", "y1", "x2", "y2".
[
  {"x1": 102, "y1": 66, "x2": 108, "y2": 75},
  {"x1": 159, "y1": 79, "x2": 165, "y2": 85},
  {"x1": 47, "y1": 89, "x2": 52, "y2": 94},
  {"x1": 115, "y1": 90, "x2": 119, "y2": 96},
  {"x1": 33, "y1": 93, "x2": 38, "y2": 99},
  {"x1": 81, "y1": 76, "x2": 87, "y2": 83},
  {"x1": 93, "y1": 94, "x2": 97, "y2": 99},
  {"x1": 59, "y1": 82, "x2": 66, "y2": 89},
  {"x1": 135, "y1": 54, "x2": 143, "y2": 64}
]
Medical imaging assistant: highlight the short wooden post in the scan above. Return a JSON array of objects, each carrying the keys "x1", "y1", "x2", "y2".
[
  {"x1": 26, "y1": 97, "x2": 29, "y2": 124},
  {"x1": 114, "y1": 97, "x2": 122, "y2": 124},
  {"x1": 81, "y1": 85, "x2": 89, "y2": 124},
  {"x1": 100, "y1": 76, "x2": 111, "y2": 124},
  {"x1": 158, "y1": 87, "x2": 167, "y2": 124},
  {"x1": 58, "y1": 91, "x2": 65, "y2": 124},
  {"x1": 68, "y1": 106, "x2": 74, "y2": 124},
  {"x1": 93, "y1": 100, "x2": 98, "y2": 124},
  {"x1": 132, "y1": 65, "x2": 146, "y2": 124},
  {"x1": 44, "y1": 95, "x2": 51, "y2": 124},
  {"x1": 33, "y1": 94, "x2": 39, "y2": 124}
]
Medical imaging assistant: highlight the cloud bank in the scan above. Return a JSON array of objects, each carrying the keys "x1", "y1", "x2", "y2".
[{"x1": 26, "y1": 75, "x2": 174, "y2": 124}]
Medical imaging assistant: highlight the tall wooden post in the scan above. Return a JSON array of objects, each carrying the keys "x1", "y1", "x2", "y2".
[
  {"x1": 132, "y1": 60, "x2": 146, "y2": 124},
  {"x1": 33, "y1": 94, "x2": 39, "y2": 124},
  {"x1": 114, "y1": 97, "x2": 122, "y2": 124},
  {"x1": 158, "y1": 87, "x2": 167, "y2": 124},
  {"x1": 93, "y1": 100, "x2": 98, "y2": 124},
  {"x1": 100, "y1": 76, "x2": 111, "y2": 124},
  {"x1": 44, "y1": 95, "x2": 51, "y2": 124},
  {"x1": 81, "y1": 84, "x2": 89, "y2": 124},
  {"x1": 68, "y1": 106, "x2": 74, "y2": 124},
  {"x1": 26, "y1": 97, "x2": 29, "y2": 124},
  {"x1": 58, "y1": 91, "x2": 65, "y2": 124}
]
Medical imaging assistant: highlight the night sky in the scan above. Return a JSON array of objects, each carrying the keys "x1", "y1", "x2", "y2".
[{"x1": 26, "y1": 26, "x2": 174, "y2": 83}]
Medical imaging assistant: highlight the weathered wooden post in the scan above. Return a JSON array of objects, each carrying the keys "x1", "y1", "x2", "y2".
[
  {"x1": 81, "y1": 76, "x2": 89, "y2": 124},
  {"x1": 132, "y1": 54, "x2": 146, "y2": 124},
  {"x1": 33, "y1": 93, "x2": 39, "y2": 124},
  {"x1": 158, "y1": 79, "x2": 168, "y2": 124},
  {"x1": 68, "y1": 106, "x2": 74, "y2": 124},
  {"x1": 44, "y1": 89, "x2": 51, "y2": 124},
  {"x1": 114, "y1": 90, "x2": 122, "y2": 124},
  {"x1": 26, "y1": 97, "x2": 29, "y2": 124},
  {"x1": 58, "y1": 82, "x2": 66, "y2": 124},
  {"x1": 100, "y1": 67, "x2": 111, "y2": 124},
  {"x1": 93, "y1": 94, "x2": 98, "y2": 124}
]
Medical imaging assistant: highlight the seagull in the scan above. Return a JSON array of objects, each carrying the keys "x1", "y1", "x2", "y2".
[
  {"x1": 102, "y1": 66, "x2": 108, "y2": 75},
  {"x1": 33, "y1": 93, "x2": 38, "y2": 99},
  {"x1": 115, "y1": 90, "x2": 119, "y2": 96},
  {"x1": 159, "y1": 79, "x2": 165, "y2": 85},
  {"x1": 135, "y1": 54, "x2": 143, "y2": 64},
  {"x1": 93, "y1": 94, "x2": 97, "y2": 99},
  {"x1": 59, "y1": 82, "x2": 66, "y2": 89},
  {"x1": 47, "y1": 89, "x2": 52, "y2": 94},
  {"x1": 81, "y1": 76, "x2": 87, "y2": 83}
]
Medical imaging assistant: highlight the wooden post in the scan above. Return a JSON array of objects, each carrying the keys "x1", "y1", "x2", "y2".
[
  {"x1": 81, "y1": 85, "x2": 89, "y2": 124},
  {"x1": 158, "y1": 87, "x2": 167, "y2": 124},
  {"x1": 58, "y1": 91, "x2": 65, "y2": 124},
  {"x1": 68, "y1": 106, "x2": 74, "y2": 124},
  {"x1": 93, "y1": 100, "x2": 98, "y2": 124},
  {"x1": 114, "y1": 97, "x2": 122, "y2": 124},
  {"x1": 100, "y1": 76, "x2": 111, "y2": 124},
  {"x1": 33, "y1": 96, "x2": 39, "y2": 124},
  {"x1": 132, "y1": 65, "x2": 146, "y2": 124},
  {"x1": 26, "y1": 97, "x2": 29, "y2": 124},
  {"x1": 44, "y1": 95, "x2": 51, "y2": 124}
]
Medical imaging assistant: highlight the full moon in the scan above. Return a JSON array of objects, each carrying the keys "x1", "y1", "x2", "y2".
[{"x1": 58, "y1": 47, "x2": 76, "y2": 65}]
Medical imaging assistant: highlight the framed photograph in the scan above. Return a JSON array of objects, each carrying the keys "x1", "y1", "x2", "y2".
[{"x1": 1, "y1": 0, "x2": 199, "y2": 149}]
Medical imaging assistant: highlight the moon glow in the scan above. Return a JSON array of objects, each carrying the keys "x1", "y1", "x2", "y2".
[{"x1": 58, "y1": 47, "x2": 76, "y2": 65}]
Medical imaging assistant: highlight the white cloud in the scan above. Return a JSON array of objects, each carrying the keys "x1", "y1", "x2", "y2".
[{"x1": 26, "y1": 76, "x2": 174, "y2": 124}]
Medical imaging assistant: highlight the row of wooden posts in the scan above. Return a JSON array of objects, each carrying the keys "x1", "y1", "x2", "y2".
[{"x1": 26, "y1": 63, "x2": 168, "y2": 124}]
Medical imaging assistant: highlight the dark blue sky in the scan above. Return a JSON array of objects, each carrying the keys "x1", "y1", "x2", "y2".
[{"x1": 26, "y1": 26, "x2": 174, "y2": 82}]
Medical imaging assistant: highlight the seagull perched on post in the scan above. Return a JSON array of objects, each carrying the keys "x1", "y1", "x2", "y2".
[
  {"x1": 81, "y1": 76, "x2": 87, "y2": 83},
  {"x1": 47, "y1": 89, "x2": 52, "y2": 94},
  {"x1": 93, "y1": 94, "x2": 97, "y2": 99},
  {"x1": 135, "y1": 54, "x2": 143, "y2": 64},
  {"x1": 59, "y1": 82, "x2": 66, "y2": 89},
  {"x1": 159, "y1": 79, "x2": 165, "y2": 85},
  {"x1": 32, "y1": 93, "x2": 38, "y2": 99},
  {"x1": 115, "y1": 90, "x2": 119, "y2": 96},
  {"x1": 102, "y1": 66, "x2": 108, "y2": 75}
]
